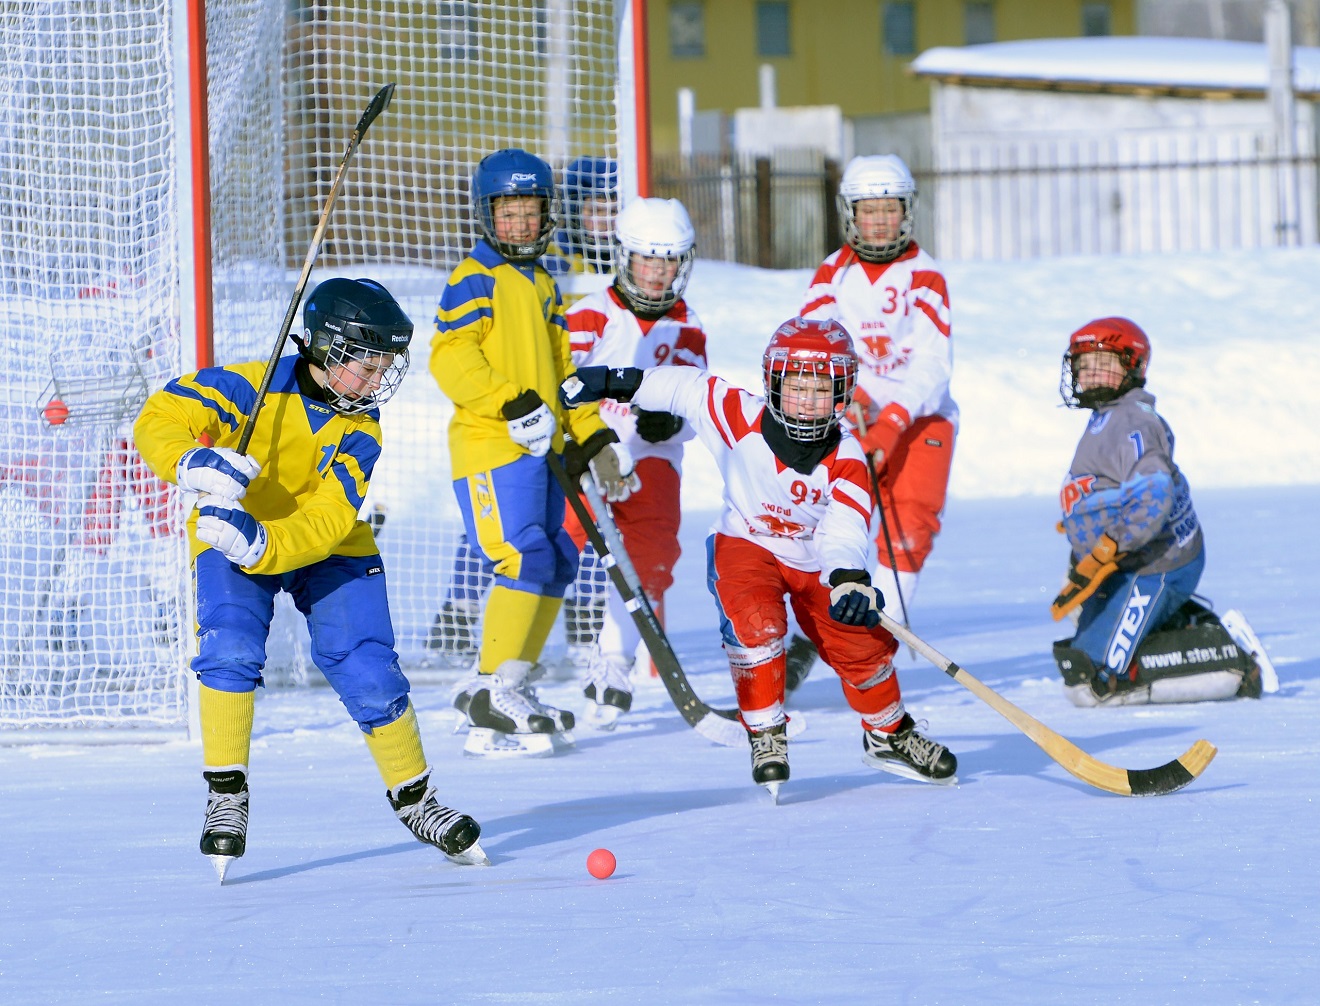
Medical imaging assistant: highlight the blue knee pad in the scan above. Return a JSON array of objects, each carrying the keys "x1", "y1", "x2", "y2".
[{"x1": 192, "y1": 549, "x2": 277, "y2": 691}]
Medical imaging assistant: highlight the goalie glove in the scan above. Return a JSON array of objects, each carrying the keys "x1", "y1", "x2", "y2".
[
  {"x1": 827, "y1": 569, "x2": 885, "y2": 628},
  {"x1": 558, "y1": 366, "x2": 644, "y2": 409},
  {"x1": 588, "y1": 441, "x2": 640, "y2": 504},
  {"x1": 1050, "y1": 534, "x2": 1123, "y2": 621},
  {"x1": 196, "y1": 495, "x2": 268, "y2": 568},
  {"x1": 176, "y1": 446, "x2": 262, "y2": 500},
  {"x1": 502, "y1": 389, "x2": 556, "y2": 458},
  {"x1": 634, "y1": 408, "x2": 684, "y2": 444}
]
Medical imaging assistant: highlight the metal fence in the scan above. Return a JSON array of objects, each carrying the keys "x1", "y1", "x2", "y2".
[{"x1": 654, "y1": 142, "x2": 1319, "y2": 265}]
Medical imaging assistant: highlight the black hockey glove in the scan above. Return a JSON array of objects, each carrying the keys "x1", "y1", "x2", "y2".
[
  {"x1": 559, "y1": 367, "x2": 645, "y2": 408},
  {"x1": 562, "y1": 428, "x2": 619, "y2": 480},
  {"x1": 827, "y1": 569, "x2": 884, "y2": 628},
  {"x1": 634, "y1": 408, "x2": 684, "y2": 443}
]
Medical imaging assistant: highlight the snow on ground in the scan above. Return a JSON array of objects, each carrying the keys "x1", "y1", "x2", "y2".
[{"x1": 1, "y1": 247, "x2": 1318, "y2": 1003}]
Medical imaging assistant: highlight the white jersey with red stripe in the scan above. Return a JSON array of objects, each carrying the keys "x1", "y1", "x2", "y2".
[
  {"x1": 567, "y1": 287, "x2": 708, "y2": 469},
  {"x1": 800, "y1": 243, "x2": 958, "y2": 429},
  {"x1": 632, "y1": 367, "x2": 874, "y2": 577}
]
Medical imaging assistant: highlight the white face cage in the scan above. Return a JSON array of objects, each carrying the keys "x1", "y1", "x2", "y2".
[
  {"x1": 837, "y1": 192, "x2": 916, "y2": 263},
  {"x1": 320, "y1": 337, "x2": 410, "y2": 416},
  {"x1": 614, "y1": 244, "x2": 695, "y2": 315},
  {"x1": 763, "y1": 353, "x2": 857, "y2": 442}
]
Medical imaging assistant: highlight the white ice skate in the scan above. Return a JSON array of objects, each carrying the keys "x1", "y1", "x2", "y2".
[
  {"x1": 461, "y1": 660, "x2": 576, "y2": 758},
  {"x1": 1221, "y1": 609, "x2": 1279, "y2": 693},
  {"x1": 582, "y1": 647, "x2": 634, "y2": 730}
]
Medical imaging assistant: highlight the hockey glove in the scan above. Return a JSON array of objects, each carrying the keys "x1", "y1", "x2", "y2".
[
  {"x1": 558, "y1": 366, "x2": 645, "y2": 409},
  {"x1": 827, "y1": 569, "x2": 885, "y2": 628},
  {"x1": 859, "y1": 403, "x2": 911, "y2": 473},
  {"x1": 503, "y1": 389, "x2": 557, "y2": 458},
  {"x1": 588, "y1": 441, "x2": 641, "y2": 504},
  {"x1": 196, "y1": 495, "x2": 268, "y2": 568},
  {"x1": 1050, "y1": 534, "x2": 1123, "y2": 621},
  {"x1": 634, "y1": 408, "x2": 684, "y2": 443},
  {"x1": 176, "y1": 446, "x2": 262, "y2": 500}
]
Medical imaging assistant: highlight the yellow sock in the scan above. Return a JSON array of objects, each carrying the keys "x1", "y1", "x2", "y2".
[
  {"x1": 199, "y1": 685, "x2": 255, "y2": 770},
  {"x1": 362, "y1": 702, "x2": 428, "y2": 790},
  {"x1": 480, "y1": 585, "x2": 548, "y2": 673},
  {"x1": 520, "y1": 594, "x2": 565, "y2": 662}
]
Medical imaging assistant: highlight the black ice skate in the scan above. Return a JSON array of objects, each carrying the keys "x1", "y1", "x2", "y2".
[
  {"x1": 463, "y1": 660, "x2": 575, "y2": 758},
  {"x1": 582, "y1": 648, "x2": 633, "y2": 730},
  {"x1": 388, "y1": 772, "x2": 488, "y2": 866},
  {"x1": 862, "y1": 714, "x2": 957, "y2": 784},
  {"x1": 748, "y1": 723, "x2": 789, "y2": 803},
  {"x1": 784, "y1": 634, "x2": 818, "y2": 695},
  {"x1": 200, "y1": 767, "x2": 249, "y2": 882}
]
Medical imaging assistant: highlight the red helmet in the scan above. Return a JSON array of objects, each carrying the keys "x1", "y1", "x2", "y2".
[
  {"x1": 1061, "y1": 317, "x2": 1151, "y2": 409},
  {"x1": 762, "y1": 317, "x2": 859, "y2": 441}
]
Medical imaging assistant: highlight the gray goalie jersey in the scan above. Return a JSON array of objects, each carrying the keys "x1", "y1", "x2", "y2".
[{"x1": 1058, "y1": 388, "x2": 1203, "y2": 576}]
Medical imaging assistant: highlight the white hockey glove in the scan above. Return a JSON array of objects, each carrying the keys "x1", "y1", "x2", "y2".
[
  {"x1": 587, "y1": 441, "x2": 641, "y2": 504},
  {"x1": 827, "y1": 570, "x2": 884, "y2": 628},
  {"x1": 196, "y1": 495, "x2": 268, "y2": 568},
  {"x1": 176, "y1": 446, "x2": 262, "y2": 500},
  {"x1": 502, "y1": 389, "x2": 557, "y2": 458}
]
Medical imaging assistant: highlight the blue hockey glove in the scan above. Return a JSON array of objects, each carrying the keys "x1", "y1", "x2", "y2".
[
  {"x1": 176, "y1": 446, "x2": 262, "y2": 500},
  {"x1": 827, "y1": 569, "x2": 884, "y2": 628},
  {"x1": 196, "y1": 495, "x2": 268, "y2": 568},
  {"x1": 558, "y1": 367, "x2": 644, "y2": 408}
]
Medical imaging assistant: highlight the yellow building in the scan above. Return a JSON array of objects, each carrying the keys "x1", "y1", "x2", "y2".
[{"x1": 647, "y1": 0, "x2": 1137, "y2": 154}]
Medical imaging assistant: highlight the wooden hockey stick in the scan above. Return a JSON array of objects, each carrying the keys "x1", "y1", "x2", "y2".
[
  {"x1": 237, "y1": 83, "x2": 396, "y2": 453},
  {"x1": 847, "y1": 407, "x2": 911, "y2": 632},
  {"x1": 880, "y1": 612, "x2": 1217, "y2": 796},
  {"x1": 546, "y1": 450, "x2": 748, "y2": 747}
]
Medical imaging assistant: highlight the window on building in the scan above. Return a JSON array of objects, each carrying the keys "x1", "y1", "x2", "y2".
[
  {"x1": 1082, "y1": 2, "x2": 1111, "y2": 37},
  {"x1": 757, "y1": 2, "x2": 791, "y2": 57},
  {"x1": 670, "y1": 1, "x2": 705, "y2": 59},
  {"x1": 883, "y1": 2, "x2": 916, "y2": 57},
  {"x1": 965, "y1": 1, "x2": 994, "y2": 45}
]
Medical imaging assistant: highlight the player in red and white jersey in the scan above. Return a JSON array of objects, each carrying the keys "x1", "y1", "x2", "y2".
[
  {"x1": 559, "y1": 317, "x2": 957, "y2": 796},
  {"x1": 801, "y1": 154, "x2": 957, "y2": 617},
  {"x1": 563, "y1": 197, "x2": 708, "y2": 728}
]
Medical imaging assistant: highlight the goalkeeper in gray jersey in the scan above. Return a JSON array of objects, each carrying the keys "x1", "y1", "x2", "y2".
[{"x1": 1051, "y1": 318, "x2": 1261, "y2": 706}]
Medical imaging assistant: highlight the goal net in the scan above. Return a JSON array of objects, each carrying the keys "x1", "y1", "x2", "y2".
[{"x1": 0, "y1": 0, "x2": 636, "y2": 734}]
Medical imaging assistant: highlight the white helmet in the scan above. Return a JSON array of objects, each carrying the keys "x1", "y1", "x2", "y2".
[
  {"x1": 837, "y1": 154, "x2": 917, "y2": 262},
  {"x1": 613, "y1": 197, "x2": 696, "y2": 315}
]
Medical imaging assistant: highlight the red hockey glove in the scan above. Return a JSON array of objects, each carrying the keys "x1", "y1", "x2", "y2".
[
  {"x1": 859, "y1": 403, "x2": 911, "y2": 465},
  {"x1": 1050, "y1": 534, "x2": 1123, "y2": 621}
]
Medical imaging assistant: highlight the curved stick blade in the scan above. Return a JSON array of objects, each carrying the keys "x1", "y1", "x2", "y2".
[{"x1": 1124, "y1": 739, "x2": 1217, "y2": 797}]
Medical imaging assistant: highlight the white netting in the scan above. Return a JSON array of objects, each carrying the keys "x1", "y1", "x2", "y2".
[{"x1": 0, "y1": 0, "x2": 625, "y2": 728}]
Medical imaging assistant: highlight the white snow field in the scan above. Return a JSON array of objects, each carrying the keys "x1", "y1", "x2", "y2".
[{"x1": 1, "y1": 247, "x2": 1318, "y2": 1004}]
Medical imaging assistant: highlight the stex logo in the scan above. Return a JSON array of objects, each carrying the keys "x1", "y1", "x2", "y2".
[{"x1": 1106, "y1": 586, "x2": 1152, "y2": 672}]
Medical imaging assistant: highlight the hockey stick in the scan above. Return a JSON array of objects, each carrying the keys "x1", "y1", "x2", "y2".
[
  {"x1": 879, "y1": 612, "x2": 1216, "y2": 796},
  {"x1": 237, "y1": 82, "x2": 396, "y2": 454},
  {"x1": 545, "y1": 450, "x2": 748, "y2": 747},
  {"x1": 847, "y1": 408, "x2": 911, "y2": 632}
]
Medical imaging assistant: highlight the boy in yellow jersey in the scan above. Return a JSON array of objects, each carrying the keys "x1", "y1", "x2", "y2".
[
  {"x1": 135, "y1": 278, "x2": 484, "y2": 880},
  {"x1": 432, "y1": 148, "x2": 638, "y2": 758}
]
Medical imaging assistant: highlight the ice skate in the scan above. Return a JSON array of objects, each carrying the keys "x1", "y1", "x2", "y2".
[
  {"x1": 200, "y1": 767, "x2": 249, "y2": 882},
  {"x1": 748, "y1": 723, "x2": 789, "y2": 803},
  {"x1": 462, "y1": 660, "x2": 575, "y2": 758},
  {"x1": 783, "y1": 634, "x2": 818, "y2": 695},
  {"x1": 582, "y1": 647, "x2": 633, "y2": 730},
  {"x1": 862, "y1": 714, "x2": 957, "y2": 784},
  {"x1": 388, "y1": 772, "x2": 487, "y2": 866},
  {"x1": 1221, "y1": 609, "x2": 1279, "y2": 693}
]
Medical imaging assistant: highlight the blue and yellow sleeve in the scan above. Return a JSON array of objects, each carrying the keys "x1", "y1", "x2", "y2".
[{"x1": 430, "y1": 260, "x2": 521, "y2": 417}]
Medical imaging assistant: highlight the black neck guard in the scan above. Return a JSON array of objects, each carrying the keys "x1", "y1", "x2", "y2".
[{"x1": 762, "y1": 411, "x2": 840, "y2": 475}]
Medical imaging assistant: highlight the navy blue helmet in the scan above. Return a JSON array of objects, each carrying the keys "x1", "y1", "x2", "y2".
[
  {"x1": 298, "y1": 278, "x2": 413, "y2": 415},
  {"x1": 470, "y1": 148, "x2": 559, "y2": 261}
]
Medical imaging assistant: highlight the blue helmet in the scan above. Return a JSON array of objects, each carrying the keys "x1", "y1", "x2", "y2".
[
  {"x1": 561, "y1": 156, "x2": 619, "y2": 269},
  {"x1": 298, "y1": 278, "x2": 413, "y2": 415},
  {"x1": 470, "y1": 148, "x2": 559, "y2": 261}
]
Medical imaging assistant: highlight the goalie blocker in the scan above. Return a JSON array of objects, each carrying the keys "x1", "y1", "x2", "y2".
[{"x1": 1054, "y1": 600, "x2": 1262, "y2": 707}]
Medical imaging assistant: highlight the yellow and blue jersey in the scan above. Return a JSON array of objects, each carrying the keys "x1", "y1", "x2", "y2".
[
  {"x1": 134, "y1": 355, "x2": 381, "y2": 575},
  {"x1": 430, "y1": 239, "x2": 606, "y2": 479}
]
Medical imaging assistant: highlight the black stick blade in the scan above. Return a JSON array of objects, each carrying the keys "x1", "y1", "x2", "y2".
[
  {"x1": 356, "y1": 83, "x2": 396, "y2": 138},
  {"x1": 1124, "y1": 740, "x2": 1217, "y2": 797}
]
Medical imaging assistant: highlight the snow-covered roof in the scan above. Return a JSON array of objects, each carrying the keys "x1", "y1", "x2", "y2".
[{"x1": 911, "y1": 37, "x2": 1320, "y2": 97}]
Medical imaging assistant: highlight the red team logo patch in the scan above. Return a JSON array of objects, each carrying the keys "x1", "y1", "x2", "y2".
[
  {"x1": 1059, "y1": 474, "x2": 1096, "y2": 517},
  {"x1": 753, "y1": 513, "x2": 807, "y2": 537}
]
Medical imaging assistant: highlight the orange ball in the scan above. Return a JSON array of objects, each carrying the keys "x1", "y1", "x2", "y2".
[
  {"x1": 586, "y1": 847, "x2": 616, "y2": 879},
  {"x1": 43, "y1": 399, "x2": 70, "y2": 426}
]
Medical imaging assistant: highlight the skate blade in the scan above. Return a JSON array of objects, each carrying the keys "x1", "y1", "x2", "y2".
[
  {"x1": 1222, "y1": 609, "x2": 1279, "y2": 693},
  {"x1": 760, "y1": 780, "x2": 782, "y2": 804},
  {"x1": 862, "y1": 751, "x2": 958, "y2": 786},
  {"x1": 208, "y1": 854, "x2": 236, "y2": 883},
  {"x1": 582, "y1": 702, "x2": 625, "y2": 731},
  {"x1": 462, "y1": 728, "x2": 574, "y2": 758},
  {"x1": 446, "y1": 839, "x2": 491, "y2": 867}
]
